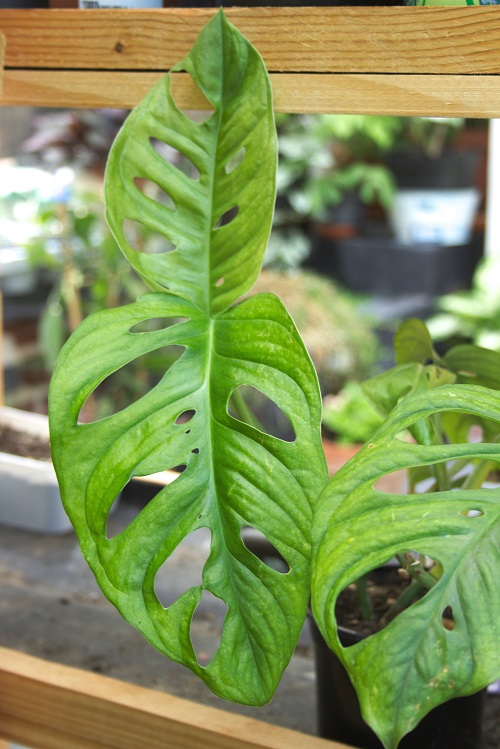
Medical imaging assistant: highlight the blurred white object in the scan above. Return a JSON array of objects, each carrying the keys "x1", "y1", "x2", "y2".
[
  {"x1": 389, "y1": 188, "x2": 480, "y2": 246},
  {"x1": 0, "y1": 406, "x2": 71, "y2": 534},
  {"x1": 78, "y1": 0, "x2": 162, "y2": 6}
]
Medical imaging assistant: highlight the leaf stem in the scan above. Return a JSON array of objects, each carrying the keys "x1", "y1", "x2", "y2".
[{"x1": 355, "y1": 576, "x2": 373, "y2": 622}]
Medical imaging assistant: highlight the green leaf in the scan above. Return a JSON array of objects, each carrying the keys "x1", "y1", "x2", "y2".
[
  {"x1": 49, "y1": 11, "x2": 328, "y2": 706},
  {"x1": 361, "y1": 362, "x2": 423, "y2": 418},
  {"x1": 394, "y1": 318, "x2": 438, "y2": 366},
  {"x1": 104, "y1": 10, "x2": 276, "y2": 317},
  {"x1": 312, "y1": 384, "x2": 500, "y2": 749},
  {"x1": 443, "y1": 344, "x2": 500, "y2": 390}
]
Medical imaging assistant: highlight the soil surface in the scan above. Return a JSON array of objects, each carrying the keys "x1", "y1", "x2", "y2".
[{"x1": 0, "y1": 424, "x2": 51, "y2": 461}]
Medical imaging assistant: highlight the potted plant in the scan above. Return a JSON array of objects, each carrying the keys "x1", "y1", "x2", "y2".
[
  {"x1": 273, "y1": 112, "x2": 398, "y2": 274},
  {"x1": 385, "y1": 116, "x2": 481, "y2": 247},
  {"x1": 311, "y1": 316, "x2": 500, "y2": 748},
  {"x1": 48, "y1": 12, "x2": 500, "y2": 749}
]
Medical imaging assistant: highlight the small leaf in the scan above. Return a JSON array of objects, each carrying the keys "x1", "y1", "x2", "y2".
[
  {"x1": 394, "y1": 318, "x2": 438, "y2": 366},
  {"x1": 312, "y1": 384, "x2": 500, "y2": 749}
]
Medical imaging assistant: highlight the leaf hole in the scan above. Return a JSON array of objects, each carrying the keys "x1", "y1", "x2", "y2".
[
  {"x1": 175, "y1": 409, "x2": 196, "y2": 425},
  {"x1": 191, "y1": 589, "x2": 229, "y2": 667},
  {"x1": 170, "y1": 71, "x2": 215, "y2": 124},
  {"x1": 228, "y1": 385, "x2": 296, "y2": 443},
  {"x1": 149, "y1": 137, "x2": 200, "y2": 180},
  {"x1": 154, "y1": 527, "x2": 211, "y2": 609},
  {"x1": 191, "y1": 447, "x2": 200, "y2": 454},
  {"x1": 442, "y1": 605, "x2": 455, "y2": 631},
  {"x1": 224, "y1": 147, "x2": 246, "y2": 175},
  {"x1": 106, "y1": 470, "x2": 182, "y2": 540},
  {"x1": 213, "y1": 205, "x2": 239, "y2": 229},
  {"x1": 133, "y1": 176, "x2": 176, "y2": 212},
  {"x1": 122, "y1": 217, "x2": 176, "y2": 254},
  {"x1": 334, "y1": 558, "x2": 434, "y2": 646},
  {"x1": 372, "y1": 468, "x2": 408, "y2": 495},
  {"x1": 241, "y1": 526, "x2": 290, "y2": 574},
  {"x1": 129, "y1": 317, "x2": 187, "y2": 334},
  {"x1": 78, "y1": 346, "x2": 186, "y2": 423},
  {"x1": 460, "y1": 508, "x2": 484, "y2": 518}
]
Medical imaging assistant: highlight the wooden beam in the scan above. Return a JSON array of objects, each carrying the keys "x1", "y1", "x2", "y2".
[
  {"x1": 0, "y1": 33, "x2": 4, "y2": 98},
  {"x1": 3, "y1": 69, "x2": 500, "y2": 117},
  {"x1": 0, "y1": 647, "x2": 350, "y2": 749},
  {"x1": 1, "y1": 7, "x2": 500, "y2": 75}
]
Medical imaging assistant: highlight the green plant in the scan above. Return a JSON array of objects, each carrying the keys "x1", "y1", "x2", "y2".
[
  {"x1": 277, "y1": 113, "x2": 399, "y2": 217},
  {"x1": 251, "y1": 269, "x2": 380, "y2": 394},
  {"x1": 49, "y1": 13, "x2": 500, "y2": 749},
  {"x1": 322, "y1": 380, "x2": 383, "y2": 444},
  {"x1": 428, "y1": 255, "x2": 500, "y2": 351}
]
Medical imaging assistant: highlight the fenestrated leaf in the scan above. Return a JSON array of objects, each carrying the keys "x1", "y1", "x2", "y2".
[
  {"x1": 104, "y1": 10, "x2": 276, "y2": 316},
  {"x1": 312, "y1": 384, "x2": 500, "y2": 749},
  {"x1": 49, "y1": 12, "x2": 328, "y2": 706}
]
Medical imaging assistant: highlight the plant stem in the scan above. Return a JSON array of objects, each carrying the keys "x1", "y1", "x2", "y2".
[
  {"x1": 382, "y1": 579, "x2": 425, "y2": 626},
  {"x1": 462, "y1": 458, "x2": 498, "y2": 490},
  {"x1": 355, "y1": 576, "x2": 373, "y2": 622},
  {"x1": 396, "y1": 552, "x2": 438, "y2": 591}
]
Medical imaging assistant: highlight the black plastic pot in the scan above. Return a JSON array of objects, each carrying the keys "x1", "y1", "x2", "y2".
[
  {"x1": 308, "y1": 615, "x2": 486, "y2": 749},
  {"x1": 309, "y1": 230, "x2": 483, "y2": 297},
  {"x1": 386, "y1": 148, "x2": 479, "y2": 191}
]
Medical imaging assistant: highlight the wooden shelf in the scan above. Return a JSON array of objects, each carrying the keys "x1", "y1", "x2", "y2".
[
  {"x1": 0, "y1": 646, "x2": 348, "y2": 749},
  {"x1": 2, "y1": 7, "x2": 500, "y2": 115}
]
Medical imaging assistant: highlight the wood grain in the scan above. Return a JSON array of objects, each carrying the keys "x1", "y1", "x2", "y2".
[
  {"x1": 0, "y1": 647, "x2": 348, "y2": 749},
  {"x1": 4, "y1": 69, "x2": 500, "y2": 118},
  {"x1": 0, "y1": 32, "x2": 4, "y2": 98},
  {"x1": 1, "y1": 7, "x2": 500, "y2": 74}
]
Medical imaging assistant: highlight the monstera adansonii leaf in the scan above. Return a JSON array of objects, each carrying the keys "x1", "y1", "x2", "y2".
[
  {"x1": 48, "y1": 11, "x2": 327, "y2": 706},
  {"x1": 312, "y1": 384, "x2": 500, "y2": 749}
]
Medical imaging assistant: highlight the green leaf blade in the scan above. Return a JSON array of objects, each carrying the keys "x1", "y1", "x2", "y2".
[
  {"x1": 105, "y1": 11, "x2": 276, "y2": 316},
  {"x1": 312, "y1": 385, "x2": 500, "y2": 748},
  {"x1": 50, "y1": 290, "x2": 327, "y2": 705}
]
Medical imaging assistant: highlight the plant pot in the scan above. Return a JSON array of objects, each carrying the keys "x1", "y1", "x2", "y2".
[
  {"x1": 388, "y1": 188, "x2": 480, "y2": 247},
  {"x1": 0, "y1": 406, "x2": 71, "y2": 533},
  {"x1": 386, "y1": 148, "x2": 479, "y2": 191},
  {"x1": 308, "y1": 612, "x2": 486, "y2": 749},
  {"x1": 310, "y1": 232, "x2": 483, "y2": 298}
]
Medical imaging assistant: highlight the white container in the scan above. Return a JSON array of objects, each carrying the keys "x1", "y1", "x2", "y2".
[
  {"x1": 79, "y1": 0, "x2": 162, "y2": 7},
  {"x1": 388, "y1": 188, "x2": 480, "y2": 246},
  {"x1": 0, "y1": 406, "x2": 70, "y2": 534},
  {"x1": 0, "y1": 247, "x2": 38, "y2": 296}
]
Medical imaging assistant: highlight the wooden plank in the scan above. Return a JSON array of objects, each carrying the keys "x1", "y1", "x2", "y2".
[
  {"x1": 0, "y1": 647, "x2": 351, "y2": 749},
  {"x1": 1, "y1": 7, "x2": 500, "y2": 75},
  {"x1": 0, "y1": 33, "x2": 4, "y2": 98},
  {"x1": 3, "y1": 68, "x2": 500, "y2": 118}
]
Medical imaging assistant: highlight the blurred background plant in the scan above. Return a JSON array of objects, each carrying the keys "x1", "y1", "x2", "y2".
[
  {"x1": 322, "y1": 380, "x2": 383, "y2": 445},
  {"x1": 268, "y1": 113, "x2": 400, "y2": 270},
  {"x1": 427, "y1": 255, "x2": 500, "y2": 352},
  {"x1": 268, "y1": 114, "x2": 467, "y2": 271}
]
